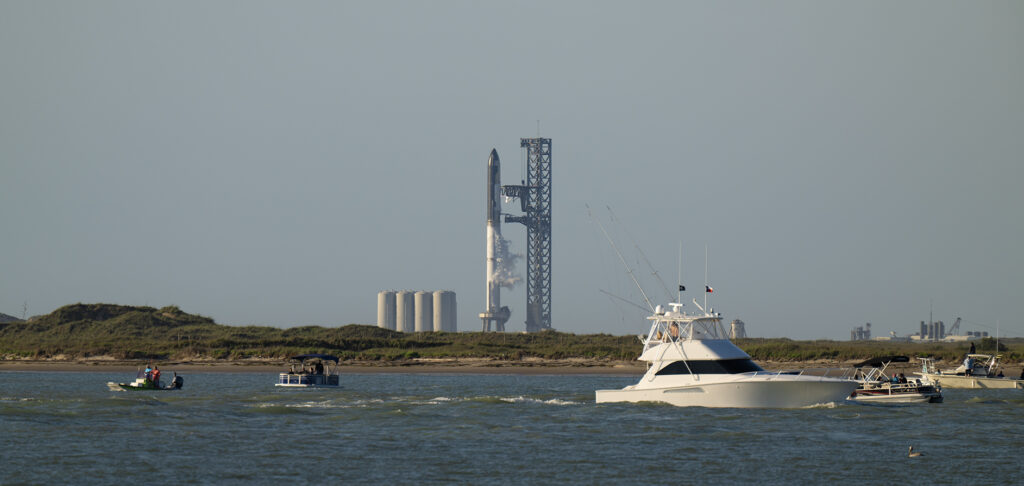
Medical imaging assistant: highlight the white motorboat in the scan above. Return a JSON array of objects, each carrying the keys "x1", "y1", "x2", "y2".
[
  {"x1": 107, "y1": 369, "x2": 183, "y2": 391},
  {"x1": 848, "y1": 356, "x2": 942, "y2": 404},
  {"x1": 595, "y1": 303, "x2": 858, "y2": 408},
  {"x1": 916, "y1": 355, "x2": 1023, "y2": 390},
  {"x1": 276, "y1": 354, "x2": 341, "y2": 388}
]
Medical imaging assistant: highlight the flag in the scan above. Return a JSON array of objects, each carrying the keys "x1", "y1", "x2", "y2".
[
  {"x1": 705, "y1": 285, "x2": 713, "y2": 293},
  {"x1": 678, "y1": 285, "x2": 686, "y2": 291}
]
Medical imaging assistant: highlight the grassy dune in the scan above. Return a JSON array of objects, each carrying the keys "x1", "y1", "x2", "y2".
[{"x1": 1, "y1": 303, "x2": 1019, "y2": 364}]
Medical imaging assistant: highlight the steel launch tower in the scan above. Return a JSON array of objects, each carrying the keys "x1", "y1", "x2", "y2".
[{"x1": 503, "y1": 138, "x2": 553, "y2": 332}]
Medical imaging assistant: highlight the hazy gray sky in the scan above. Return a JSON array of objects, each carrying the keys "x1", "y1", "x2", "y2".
[{"x1": 2, "y1": 1, "x2": 1022, "y2": 339}]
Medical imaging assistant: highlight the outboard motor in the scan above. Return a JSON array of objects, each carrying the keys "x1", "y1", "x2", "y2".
[{"x1": 172, "y1": 375, "x2": 184, "y2": 390}]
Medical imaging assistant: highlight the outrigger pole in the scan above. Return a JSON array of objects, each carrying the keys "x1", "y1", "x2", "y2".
[{"x1": 587, "y1": 204, "x2": 655, "y2": 312}]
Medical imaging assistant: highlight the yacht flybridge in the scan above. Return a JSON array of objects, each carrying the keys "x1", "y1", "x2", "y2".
[{"x1": 595, "y1": 302, "x2": 858, "y2": 408}]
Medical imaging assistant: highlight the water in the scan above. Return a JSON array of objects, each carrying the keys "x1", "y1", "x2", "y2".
[{"x1": 2, "y1": 371, "x2": 1023, "y2": 485}]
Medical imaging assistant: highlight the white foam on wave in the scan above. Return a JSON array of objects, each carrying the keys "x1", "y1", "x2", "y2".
[
  {"x1": 800, "y1": 401, "x2": 838, "y2": 409},
  {"x1": 500, "y1": 396, "x2": 578, "y2": 406}
]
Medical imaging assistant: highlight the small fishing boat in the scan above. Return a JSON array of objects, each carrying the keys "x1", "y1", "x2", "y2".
[
  {"x1": 848, "y1": 356, "x2": 942, "y2": 404},
  {"x1": 276, "y1": 354, "x2": 341, "y2": 388},
  {"x1": 916, "y1": 354, "x2": 1024, "y2": 389},
  {"x1": 107, "y1": 370, "x2": 183, "y2": 391},
  {"x1": 595, "y1": 302, "x2": 858, "y2": 408}
]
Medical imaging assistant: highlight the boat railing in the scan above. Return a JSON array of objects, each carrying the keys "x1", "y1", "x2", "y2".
[
  {"x1": 749, "y1": 367, "x2": 852, "y2": 380},
  {"x1": 278, "y1": 372, "x2": 339, "y2": 386}
]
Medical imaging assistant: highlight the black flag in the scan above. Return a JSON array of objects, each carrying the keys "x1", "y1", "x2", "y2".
[{"x1": 678, "y1": 285, "x2": 686, "y2": 291}]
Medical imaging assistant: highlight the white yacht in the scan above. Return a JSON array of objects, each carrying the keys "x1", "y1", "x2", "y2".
[{"x1": 595, "y1": 303, "x2": 858, "y2": 408}]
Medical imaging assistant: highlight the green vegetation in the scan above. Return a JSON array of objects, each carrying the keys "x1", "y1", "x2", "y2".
[
  {"x1": 734, "y1": 337, "x2": 1021, "y2": 363},
  {"x1": 0, "y1": 304, "x2": 638, "y2": 361},
  {"x1": 1, "y1": 303, "x2": 1020, "y2": 364}
]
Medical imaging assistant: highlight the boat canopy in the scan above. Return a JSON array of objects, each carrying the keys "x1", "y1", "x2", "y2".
[
  {"x1": 289, "y1": 354, "x2": 340, "y2": 363},
  {"x1": 853, "y1": 356, "x2": 909, "y2": 368}
]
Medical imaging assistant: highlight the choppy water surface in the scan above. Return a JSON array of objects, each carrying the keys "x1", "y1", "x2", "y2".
[{"x1": 2, "y1": 371, "x2": 1022, "y2": 484}]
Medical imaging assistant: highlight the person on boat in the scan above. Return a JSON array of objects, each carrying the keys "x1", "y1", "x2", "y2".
[
  {"x1": 964, "y1": 356, "x2": 974, "y2": 376},
  {"x1": 898, "y1": 373, "x2": 907, "y2": 384},
  {"x1": 668, "y1": 323, "x2": 680, "y2": 341},
  {"x1": 314, "y1": 362, "x2": 324, "y2": 375},
  {"x1": 144, "y1": 364, "x2": 153, "y2": 384},
  {"x1": 152, "y1": 366, "x2": 161, "y2": 388},
  {"x1": 969, "y1": 342, "x2": 976, "y2": 354},
  {"x1": 1019, "y1": 368, "x2": 1023, "y2": 380}
]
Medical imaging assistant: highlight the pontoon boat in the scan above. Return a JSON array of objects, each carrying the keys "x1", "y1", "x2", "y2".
[
  {"x1": 276, "y1": 354, "x2": 341, "y2": 388},
  {"x1": 848, "y1": 356, "x2": 942, "y2": 403}
]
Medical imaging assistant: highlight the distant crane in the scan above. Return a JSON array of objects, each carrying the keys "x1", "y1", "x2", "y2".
[{"x1": 948, "y1": 317, "x2": 961, "y2": 336}]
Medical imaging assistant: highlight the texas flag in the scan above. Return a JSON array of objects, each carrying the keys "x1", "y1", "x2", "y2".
[{"x1": 705, "y1": 285, "x2": 713, "y2": 293}]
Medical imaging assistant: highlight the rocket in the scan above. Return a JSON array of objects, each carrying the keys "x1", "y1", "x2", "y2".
[{"x1": 479, "y1": 149, "x2": 510, "y2": 332}]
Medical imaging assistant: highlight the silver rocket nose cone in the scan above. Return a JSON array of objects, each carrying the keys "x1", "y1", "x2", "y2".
[{"x1": 488, "y1": 149, "x2": 499, "y2": 165}]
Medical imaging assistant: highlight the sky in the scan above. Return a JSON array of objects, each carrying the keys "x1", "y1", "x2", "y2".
[{"x1": 2, "y1": 1, "x2": 1022, "y2": 339}]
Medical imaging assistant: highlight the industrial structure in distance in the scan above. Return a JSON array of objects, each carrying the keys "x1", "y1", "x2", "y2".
[
  {"x1": 377, "y1": 290, "x2": 456, "y2": 333},
  {"x1": 502, "y1": 138, "x2": 554, "y2": 333},
  {"x1": 851, "y1": 316, "x2": 990, "y2": 342},
  {"x1": 479, "y1": 139, "x2": 554, "y2": 333}
]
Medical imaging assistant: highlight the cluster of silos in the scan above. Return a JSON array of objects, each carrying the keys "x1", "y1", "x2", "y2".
[
  {"x1": 919, "y1": 321, "x2": 946, "y2": 341},
  {"x1": 377, "y1": 290, "x2": 456, "y2": 332}
]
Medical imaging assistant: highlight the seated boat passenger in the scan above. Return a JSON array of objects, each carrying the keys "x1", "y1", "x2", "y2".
[{"x1": 668, "y1": 323, "x2": 680, "y2": 341}]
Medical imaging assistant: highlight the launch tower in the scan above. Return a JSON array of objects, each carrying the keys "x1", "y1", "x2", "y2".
[{"x1": 503, "y1": 138, "x2": 553, "y2": 332}]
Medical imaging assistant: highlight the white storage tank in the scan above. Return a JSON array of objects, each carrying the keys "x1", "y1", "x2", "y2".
[
  {"x1": 396, "y1": 291, "x2": 414, "y2": 333},
  {"x1": 432, "y1": 290, "x2": 456, "y2": 332},
  {"x1": 432, "y1": 291, "x2": 445, "y2": 332},
  {"x1": 377, "y1": 291, "x2": 396, "y2": 330},
  {"x1": 439, "y1": 290, "x2": 457, "y2": 332},
  {"x1": 414, "y1": 291, "x2": 433, "y2": 332}
]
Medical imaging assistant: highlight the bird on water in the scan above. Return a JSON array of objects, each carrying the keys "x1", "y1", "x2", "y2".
[{"x1": 908, "y1": 446, "x2": 923, "y2": 457}]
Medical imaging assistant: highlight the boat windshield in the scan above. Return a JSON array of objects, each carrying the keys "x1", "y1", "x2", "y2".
[
  {"x1": 655, "y1": 359, "x2": 764, "y2": 375},
  {"x1": 644, "y1": 315, "x2": 727, "y2": 352}
]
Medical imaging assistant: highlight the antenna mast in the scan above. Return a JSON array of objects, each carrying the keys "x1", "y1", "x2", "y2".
[
  {"x1": 677, "y1": 242, "x2": 683, "y2": 304},
  {"x1": 703, "y1": 246, "x2": 709, "y2": 313}
]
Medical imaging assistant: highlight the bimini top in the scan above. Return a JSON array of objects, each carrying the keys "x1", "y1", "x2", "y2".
[
  {"x1": 853, "y1": 356, "x2": 909, "y2": 368},
  {"x1": 289, "y1": 354, "x2": 340, "y2": 363}
]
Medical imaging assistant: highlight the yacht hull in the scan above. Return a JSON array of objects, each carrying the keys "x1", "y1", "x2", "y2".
[
  {"x1": 596, "y1": 378, "x2": 857, "y2": 408},
  {"x1": 917, "y1": 373, "x2": 1024, "y2": 390}
]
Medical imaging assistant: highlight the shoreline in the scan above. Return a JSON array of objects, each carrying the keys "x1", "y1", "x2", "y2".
[
  {"x1": 0, "y1": 358, "x2": 888, "y2": 375},
  {"x1": 0, "y1": 358, "x2": 648, "y2": 375}
]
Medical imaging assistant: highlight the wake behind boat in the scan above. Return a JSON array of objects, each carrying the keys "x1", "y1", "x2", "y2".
[{"x1": 595, "y1": 302, "x2": 858, "y2": 408}]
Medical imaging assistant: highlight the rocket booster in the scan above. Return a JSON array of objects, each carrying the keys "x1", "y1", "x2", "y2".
[
  {"x1": 480, "y1": 148, "x2": 510, "y2": 331},
  {"x1": 485, "y1": 149, "x2": 501, "y2": 316}
]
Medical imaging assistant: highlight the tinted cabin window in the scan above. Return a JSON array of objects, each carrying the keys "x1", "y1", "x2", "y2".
[{"x1": 655, "y1": 359, "x2": 764, "y2": 375}]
